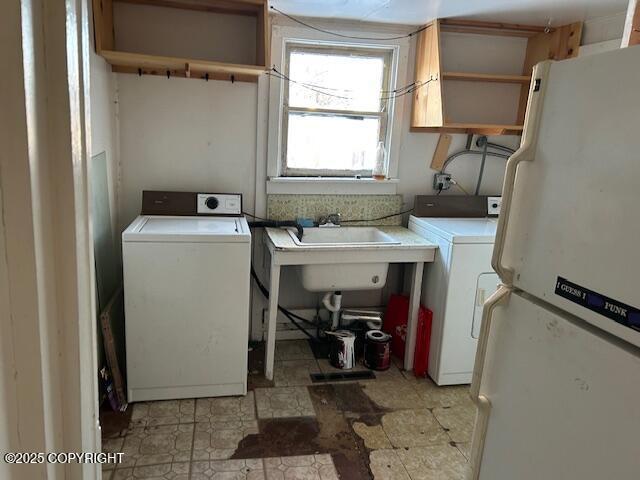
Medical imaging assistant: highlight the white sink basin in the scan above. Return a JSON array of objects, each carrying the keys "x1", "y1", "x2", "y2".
[
  {"x1": 288, "y1": 227, "x2": 400, "y2": 247},
  {"x1": 297, "y1": 262, "x2": 390, "y2": 292},
  {"x1": 286, "y1": 227, "x2": 399, "y2": 292}
]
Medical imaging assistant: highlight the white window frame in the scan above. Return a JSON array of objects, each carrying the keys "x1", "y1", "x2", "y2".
[
  {"x1": 281, "y1": 42, "x2": 394, "y2": 177},
  {"x1": 266, "y1": 22, "x2": 411, "y2": 194}
]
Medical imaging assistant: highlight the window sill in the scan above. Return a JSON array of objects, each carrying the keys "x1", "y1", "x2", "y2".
[{"x1": 266, "y1": 177, "x2": 399, "y2": 195}]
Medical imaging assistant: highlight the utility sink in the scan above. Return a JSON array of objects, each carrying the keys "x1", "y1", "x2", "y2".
[
  {"x1": 286, "y1": 227, "x2": 400, "y2": 292},
  {"x1": 287, "y1": 226, "x2": 400, "y2": 247}
]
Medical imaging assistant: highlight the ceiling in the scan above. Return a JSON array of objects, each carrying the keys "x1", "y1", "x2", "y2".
[{"x1": 270, "y1": 0, "x2": 628, "y2": 27}]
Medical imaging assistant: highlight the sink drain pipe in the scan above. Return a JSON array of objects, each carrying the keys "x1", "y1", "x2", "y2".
[{"x1": 322, "y1": 291, "x2": 342, "y2": 330}]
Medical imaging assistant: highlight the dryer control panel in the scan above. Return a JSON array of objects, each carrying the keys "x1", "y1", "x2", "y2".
[{"x1": 197, "y1": 193, "x2": 242, "y2": 215}]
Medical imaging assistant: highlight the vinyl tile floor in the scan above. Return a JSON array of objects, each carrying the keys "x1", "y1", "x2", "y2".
[{"x1": 101, "y1": 340, "x2": 476, "y2": 480}]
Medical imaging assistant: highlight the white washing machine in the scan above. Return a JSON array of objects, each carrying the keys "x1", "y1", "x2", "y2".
[
  {"x1": 409, "y1": 216, "x2": 498, "y2": 385},
  {"x1": 122, "y1": 191, "x2": 251, "y2": 401}
]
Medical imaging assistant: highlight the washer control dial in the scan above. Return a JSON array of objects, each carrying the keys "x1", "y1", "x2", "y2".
[{"x1": 205, "y1": 196, "x2": 219, "y2": 210}]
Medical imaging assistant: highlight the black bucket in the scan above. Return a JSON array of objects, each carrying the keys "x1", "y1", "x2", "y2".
[{"x1": 364, "y1": 330, "x2": 392, "y2": 371}]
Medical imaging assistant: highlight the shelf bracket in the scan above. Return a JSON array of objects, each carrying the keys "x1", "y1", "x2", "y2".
[{"x1": 465, "y1": 134, "x2": 473, "y2": 150}]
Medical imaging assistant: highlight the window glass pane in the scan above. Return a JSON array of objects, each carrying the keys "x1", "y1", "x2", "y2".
[
  {"x1": 288, "y1": 50, "x2": 385, "y2": 112},
  {"x1": 286, "y1": 112, "x2": 380, "y2": 174}
]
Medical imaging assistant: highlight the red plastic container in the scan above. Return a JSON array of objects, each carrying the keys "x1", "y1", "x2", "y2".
[
  {"x1": 413, "y1": 307, "x2": 433, "y2": 378},
  {"x1": 383, "y1": 294, "x2": 432, "y2": 376}
]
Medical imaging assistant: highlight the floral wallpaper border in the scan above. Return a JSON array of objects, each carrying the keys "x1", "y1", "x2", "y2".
[{"x1": 267, "y1": 194, "x2": 404, "y2": 226}]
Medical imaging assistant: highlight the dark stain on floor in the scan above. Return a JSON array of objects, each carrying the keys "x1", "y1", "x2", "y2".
[
  {"x1": 349, "y1": 412, "x2": 386, "y2": 427},
  {"x1": 332, "y1": 450, "x2": 371, "y2": 480},
  {"x1": 232, "y1": 417, "x2": 322, "y2": 458},
  {"x1": 308, "y1": 384, "x2": 374, "y2": 480},
  {"x1": 231, "y1": 383, "x2": 375, "y2": 479},
  {"x1": 307, "y1": 384, "x2": 365, "y2": 452},
  {"x1": 99, "y1": 404, "x2": 132, "y2": 439},
  {"x1": 332, "y1": 383, "x2": 388, "y2": 415}
]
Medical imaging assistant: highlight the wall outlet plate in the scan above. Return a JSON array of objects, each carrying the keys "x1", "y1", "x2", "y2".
[
  {"x1": 487, "y1": 196, "x2": 502, "y2": 216},
  {"x1": 433, "y1": 173, "x2": 452, "y2": 191}
]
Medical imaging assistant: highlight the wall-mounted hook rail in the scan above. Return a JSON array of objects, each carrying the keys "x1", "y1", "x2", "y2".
[{"x1": 100, "y1": 51, "x2": 265, "y2": 84}]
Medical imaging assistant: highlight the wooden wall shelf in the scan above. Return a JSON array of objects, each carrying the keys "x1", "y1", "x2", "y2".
[
  {"x1": 440, "y1": 18, "x2": 551, "y2": 38},
  {"x1": 92, "y1": 0, "x2": 269, "y2": 83},
  {"x1": 411, "y1": 18, "x2": 582, "y2": 135},
  {"x1": 412, "y1": 123, "x2": 524, "y2": 136},
  {"x1": 442, "y1": 72, "x2": 531, "y2": 84}
]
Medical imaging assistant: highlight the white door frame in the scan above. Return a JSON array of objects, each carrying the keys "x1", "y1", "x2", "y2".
[{"x1": 1, "y1": 0, "x2": 100, "y2": 478}]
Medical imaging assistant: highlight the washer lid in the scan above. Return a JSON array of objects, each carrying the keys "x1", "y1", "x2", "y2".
[
  {"x1": 122, "y1": 216, "x2": 251, "y2": 243},
  {"x1": 410, "y1": 216, "x2": 497, "y2": 244}
]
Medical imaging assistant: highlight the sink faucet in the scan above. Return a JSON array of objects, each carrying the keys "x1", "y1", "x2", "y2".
[{"x1": 318, "y1": 213, "x2": 341, "y2": 227}]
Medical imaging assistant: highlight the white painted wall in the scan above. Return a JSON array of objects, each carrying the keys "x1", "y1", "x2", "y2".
[
  {"x1": 582, "y1": 11, "x2": 626, "y2": 45},
  {"x1": 90, "y1": 0, "x2": 122, "y2": 378},
  {"x1": 117, "y1": 75, "x2": 258, "y2": 229},
  {"x1": 90, "y1": 48, "x2": 120, "y2": 248},
  {"x1": 111, "y1": 5, "x2": 260, "y2": 230},
  {"x1": 580, "y1": 12, "x2": 626, "y2": 54},
  {"x1": 112, "y1": 11, "x2": 625, "y2": 340}
]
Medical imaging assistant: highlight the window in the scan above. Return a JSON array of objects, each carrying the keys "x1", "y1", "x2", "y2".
[{"x1": 281, "y1": 43, "x2": 395, "y2": 177}]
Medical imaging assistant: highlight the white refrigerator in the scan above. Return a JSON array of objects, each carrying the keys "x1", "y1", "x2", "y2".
[{"x1": 469, "y1": 46, "x2": 640, "y2": 480}]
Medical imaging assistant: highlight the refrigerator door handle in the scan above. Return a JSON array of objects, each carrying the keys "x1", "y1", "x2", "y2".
[
  {"x1": 470, "y1": 394, "x2": 491, "y2": 480},
  {"x1": 470, "y1": 285, "x2": 510, "y2": 400},
  {"x1": 469, "y1": 285, "x2": 510, "y2": 480},
  {"x1": 492, "y1": 61, "x2": 551, "y2": 284}
]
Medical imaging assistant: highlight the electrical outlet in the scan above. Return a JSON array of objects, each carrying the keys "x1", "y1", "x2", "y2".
[{"x1": 433, "y1": 173, "x2": 452, "y2": 191}]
